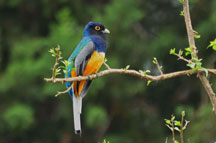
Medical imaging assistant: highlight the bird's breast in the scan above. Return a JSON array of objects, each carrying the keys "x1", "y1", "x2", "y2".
[{"x1": 83, "y1": 51, "x2": 105, "y2": 76}]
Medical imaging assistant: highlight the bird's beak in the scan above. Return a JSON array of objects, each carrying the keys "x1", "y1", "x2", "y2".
[{"x1": 103, "y1": 28, "x2": 110, "y2": 34}]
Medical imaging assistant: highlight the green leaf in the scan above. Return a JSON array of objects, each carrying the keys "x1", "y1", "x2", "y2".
[
  {"x1": 62, "y1": 60, "x2": 70, "y2": 67},
  {"x1": 195, "y1": 34, "x2": 200, "y2": 39},
  {"x1": 124, "y1": 65, "x2": 130, "y2": 71},
  {"x1": 147, "y1": 80, "x2": 152, "y2": 86},
  {"x1": 208, "y1": 38, "x2": 216, "y2": 51},
  {"x1": 63, "y1": 70, "x2": 67, "y2": 74},
  {"x1": 213, "y1": 45, "x2": 216, "y2": 51},
  {"x1": 49, "y1": 48, "x2": 55, "y2": 54},
  {"x1": 185, "y1": 46, "x2": 193, "y2": 55},
  {"x1": 186, "y1": 63, "x2": 195, "y2": 69},
  {"x1": 139, "y1": 70, "x2": 145, "y2": 75},
  {"x1": 165, "y1": 124, "x2": 173, "y2": 131},
  {"x1": 174, "y1": 127, "x2": 180, "y2": 132},
  {"x1": 104, "y1": 139, "x2": 110, "y2": 143},
  {"x1": 169, "y1": 48, "x2": 176, "y2": 55},
  {"x1": 179, "y1": 11, "x2": 184, "y2": 16},
  {"x1": 174, "y1": 121, "x2": 181, "y2": 126},
  {"x1": 178, "y1": 0, "x2": 184, "y2": 4},
  {"x1": 59, "y1": 66, "x2": 65, "y2": 69},
  {"x1": 55, "y1": 45, "x2": 60, "y2": 51},
  {"x1": 185, "y1": 47, "x2": 191, "y2": 52},
  {"x1": 185, "y1": 48, "x2": 189, "y2": 52},
  {"x1": 139, "y1": 70, "x2": 151, "y2": 75},
  {"x1": 55, "y1": 68, "x2": 61, "y2": 76},
  {"x1": 185, "y1": 51, "x2": 190, "y2": 56},
  {"x1": 179, "y1": 49, "x2": 183, "y2": 56},
  {"x1": 104, "y1": 58, "x2": 108, "y2": 62},
  {"x1": 164, "y1": 119, "x2": 172, "y2": 126}
]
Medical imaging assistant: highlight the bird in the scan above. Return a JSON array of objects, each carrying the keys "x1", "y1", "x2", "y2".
[{"x1": 65, "y1": 22, "x2": 110, "y2": 135}]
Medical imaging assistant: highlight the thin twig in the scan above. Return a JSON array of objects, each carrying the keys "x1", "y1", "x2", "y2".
[
  {"x1": 165, "y1": 137, "x2": 168, "y2": 143},
  {"x1": 153, "y1": 57, "x2": 164, "y2": 75},
  {"x1": 55, "y1": 83, "x2": 73, "y2": 97},
  {"x1": 52, "y1": 46, "x2": 60, "y2": 81},
  {"x1": 171, "y1": 116, "x2": 176, "y2": 143},
  {"x1": 176, "y1": 53, "x2": 192, "y2": 64},
  {"x1": 183, "y1": 0, "x2": 216, "y2": 113},
  {"x1": 180, "y1": 111, "x2": 185, "y2": 143},
  {"x1": 103, "y1": 61, "x2": 111, "y2": 70}
]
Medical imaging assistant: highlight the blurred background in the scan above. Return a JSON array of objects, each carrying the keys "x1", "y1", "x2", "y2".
[{"x1": 0, "y1": 0, "x2": 216, "y2": 142}]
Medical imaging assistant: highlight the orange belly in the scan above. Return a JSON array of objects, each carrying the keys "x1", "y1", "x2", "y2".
[
  {"x1": 83, "y1": 51, "x2": 105, "y2": 76},
  {"x1": 72, "y1": 51, "x2": 105, "y2": 97}
]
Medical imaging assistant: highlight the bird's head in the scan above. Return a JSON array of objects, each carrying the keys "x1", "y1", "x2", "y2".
[{"x1": 83, "y1": 22, "x2": 110, "y2": 39}]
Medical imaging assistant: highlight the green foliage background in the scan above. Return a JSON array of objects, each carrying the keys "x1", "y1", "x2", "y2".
[{"x1": 0, "y1": 0, "x2": 216, "y2": 142}]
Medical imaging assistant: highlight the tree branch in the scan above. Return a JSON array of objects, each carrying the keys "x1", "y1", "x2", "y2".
[
  {"x1": 44, "y1": 68, "x2": 216, "y2": 83},
  {"x1": 153, "y1": 57, "x2": 164, "y2": 75},
  {"x1": 183, "y1": 0, "x2": 216, "y2": 112},
  {"x1": 183, "y1": 0, "x2": 198, "y2": 58}
]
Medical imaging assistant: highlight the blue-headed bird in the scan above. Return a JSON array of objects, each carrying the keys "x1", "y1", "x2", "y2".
[{"x1": 65, "y1": 22, "x2": 110, "y2": 135}]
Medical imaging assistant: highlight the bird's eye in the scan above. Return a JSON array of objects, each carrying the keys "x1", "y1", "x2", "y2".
[{"x1": 95, "y1": 26, "x2": 101, "y2": 31}]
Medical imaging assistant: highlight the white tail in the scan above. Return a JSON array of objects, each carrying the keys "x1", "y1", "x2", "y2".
[{"x1": 73, "y1": 95, "x2": 82, "y2": 135}]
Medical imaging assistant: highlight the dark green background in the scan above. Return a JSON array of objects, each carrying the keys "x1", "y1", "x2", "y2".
[{"x1": 0, "y1": 0, "x2": 216, "y2": 142}]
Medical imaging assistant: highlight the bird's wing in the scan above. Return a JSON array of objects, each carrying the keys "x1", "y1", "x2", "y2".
[
  {"x1": 65, "y1": 37, "x2": 92, "y2": 97},
  {"x1": 73, "y1": 40, "x2": 94, "y2": 97},
  {"x1": 74, "y1": 41, "x2": 95, "y2": 76}
]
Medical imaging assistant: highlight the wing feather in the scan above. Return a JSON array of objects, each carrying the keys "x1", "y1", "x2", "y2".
[
  {"x1": 74, "y1": 41, "x2": 94, "y2": 75},
  {"x1": 73, "y1": 40, "x2": 95, "y2": 98}
]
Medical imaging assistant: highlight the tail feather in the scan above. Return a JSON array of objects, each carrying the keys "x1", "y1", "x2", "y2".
[{"x1": 73, "y1": 95, "x2": 82, "y2": 135}]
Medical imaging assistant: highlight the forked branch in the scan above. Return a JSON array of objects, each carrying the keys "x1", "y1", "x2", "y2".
[{"x1": 183, "y1": 0, "x2": 216, "y2": 112}]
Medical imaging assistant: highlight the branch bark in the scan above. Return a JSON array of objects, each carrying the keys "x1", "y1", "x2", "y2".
[
  {"x1": 153, "y1": 57, "x2": 164, "y2": 75},
  {"x1": 183, "y1": 0, "x2": 216, "y2": 113},
  {"x1": 44, "y1": 68, "x2": 216, "y2": 83}
]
